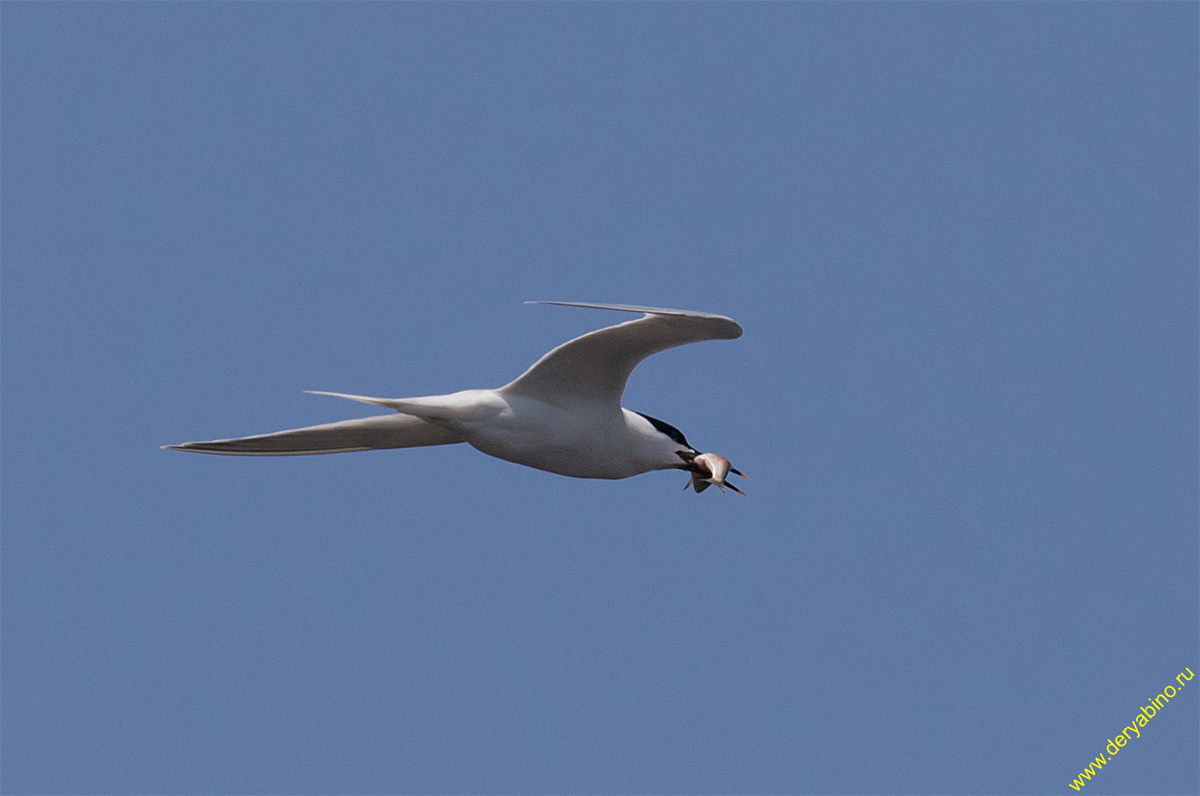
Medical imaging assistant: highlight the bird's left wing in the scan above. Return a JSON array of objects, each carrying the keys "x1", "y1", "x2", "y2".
[
  {"x1": 500, "y1": 302, "x2": 742, "y2": 409},
  {"x1": 163, "y1": 412, "x2": 464, "y2": 455}
]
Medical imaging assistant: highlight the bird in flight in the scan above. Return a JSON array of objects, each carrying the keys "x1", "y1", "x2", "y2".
[{"x1": 164, "y1": 301, "x2": 748, "y2": 495}]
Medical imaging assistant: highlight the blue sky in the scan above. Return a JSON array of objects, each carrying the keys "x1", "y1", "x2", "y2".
[{"x1": 2, "y1": 4, "x2": 1196, "y2": 794}]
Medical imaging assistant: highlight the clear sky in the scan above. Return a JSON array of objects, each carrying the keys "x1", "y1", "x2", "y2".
[{"x1": 2, "y1": 4, "x2": 1196, "y2": 795}]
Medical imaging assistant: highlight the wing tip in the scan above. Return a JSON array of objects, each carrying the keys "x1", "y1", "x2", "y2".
[
  {"x1": 526, "y1": 300, "x2": 741, "y2": 329},
  {"x1": 162, "y1": 442, "x2": 211, "y2": 453}
]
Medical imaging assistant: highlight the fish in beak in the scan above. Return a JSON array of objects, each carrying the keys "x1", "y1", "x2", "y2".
[{"x1": 684, "y1": 452, "x2": 748, "y2": 495}]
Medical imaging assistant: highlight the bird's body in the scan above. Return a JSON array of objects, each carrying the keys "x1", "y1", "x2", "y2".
[
  {"x1": 462, "y1": 400, "x2": 682, "y2": 480},
  {"x1": 165, "y1": 302, "x2": 747, "y2": 493}
]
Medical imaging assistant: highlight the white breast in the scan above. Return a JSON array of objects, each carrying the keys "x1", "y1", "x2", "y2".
[{"x1": 455, "y1": 395, "x2": 681, "y2": 479}]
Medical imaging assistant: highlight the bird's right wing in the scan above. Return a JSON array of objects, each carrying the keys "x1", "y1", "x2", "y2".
[
  {"x1": 163, "y1": 412, "x2": 464, "y2": 456},
  {"x1": 500, "y1": 302, "x2": 742, "y2": 409}
]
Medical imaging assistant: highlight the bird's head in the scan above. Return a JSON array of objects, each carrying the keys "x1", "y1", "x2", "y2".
[{"x1": 684, "y1": 452, "x2": 748, "y2": 495}]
